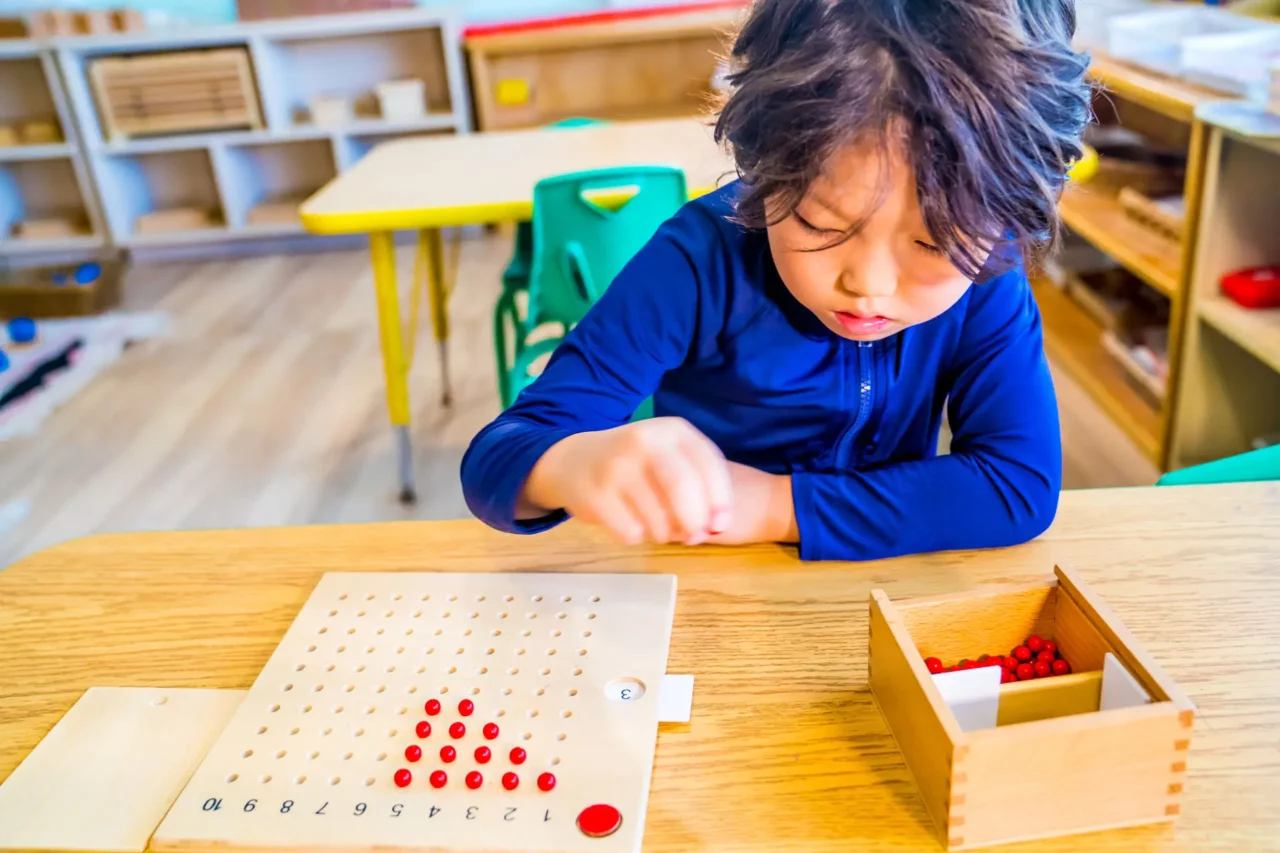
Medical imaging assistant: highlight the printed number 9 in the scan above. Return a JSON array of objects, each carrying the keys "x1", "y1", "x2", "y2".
[{"x1": 354, "y1": 803, "x2": 367, "y2": 816}]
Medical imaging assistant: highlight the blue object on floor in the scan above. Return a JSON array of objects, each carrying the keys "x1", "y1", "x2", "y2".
[
  {"x1": 0, "y1": 349, "x2": 8, "y2": 373},
  {"x1": 7, "y1": 317, "x2": 36, "y2": 344}
]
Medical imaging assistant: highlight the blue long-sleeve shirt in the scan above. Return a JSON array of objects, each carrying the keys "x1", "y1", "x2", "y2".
[{"x1": 460, "y1": 181, "x2": 1062, "y2": 561}]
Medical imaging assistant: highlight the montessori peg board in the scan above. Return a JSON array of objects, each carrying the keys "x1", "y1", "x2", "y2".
[{"x1": 151, "y1": 573, "x2": 677, "y2": 853}]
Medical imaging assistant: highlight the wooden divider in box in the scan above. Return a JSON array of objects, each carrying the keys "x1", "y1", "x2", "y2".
[
  {"x1": 868, "y1": 564, "x2": 1195, "y2": 850},
  {"x1": 88, "y1": 48, "x2": 264, "y2": 140}
]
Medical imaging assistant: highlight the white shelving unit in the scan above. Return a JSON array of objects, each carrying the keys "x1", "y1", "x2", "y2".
[
  {"x1": 0, "y1": 39, "x2": 106, "y2": 261},
  {"x1": 42, "y1": 6, "x2": 470, "y2": 250}
]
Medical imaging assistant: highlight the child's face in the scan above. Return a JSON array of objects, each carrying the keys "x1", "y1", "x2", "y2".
[{"x1": 766, "y1": 137, "x2": 979, "y2": 342}]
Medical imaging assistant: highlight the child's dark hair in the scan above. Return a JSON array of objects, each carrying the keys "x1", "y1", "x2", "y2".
[{"x1": 714, "y1": 0, "x2": 1093, "y2": 279}]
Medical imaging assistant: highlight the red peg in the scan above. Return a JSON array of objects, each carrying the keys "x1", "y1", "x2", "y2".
[
  {"x1": 1026, "y1": 635, "x2": 1046, "y2": 654},
  {"x1": 458, "y1": 699, "x2": 475, "y2": 717},
  {"x1": 576, "y1": 804, "x2": 623, "y2": 839},
  {"x1": 425, "y1": 699, "x2": 441, "y2": 716},
  {"x1": 394, "y1": 768, "x2": 412, "y2": 788},
  {"x1": 404, "y1": 744, "x2": 422, "y2": 762},
  {"x1": 450, "y1": 721, "x2": 466, "y2": 739},
  {"x1": 415, "y1": 720, "x2": 432, "y2": 739},
  {"x1": 1012, "y1": 645, "x2": 1032, "y2": 663},
  {"x1": 1052, "y1": 659, "x2": 1071, "y2": 676},
  {"x1": 474, "y1": 746, "x2": 492, "y2": 764},
  {"x1": 1016, "y1": 663, "x2": 1036, "y2": 681},
  {"x1": 429, "y1": 770, "x2": 447, "y2": 789},
  {"x1": 483, "y1": 722, "x2": 500, "y2": 740},
  {"x1": 502, "y1": 772, "x2": 519, "y2": 791},
  {"x1": 509, "y1": 747, "x2": 527, "y2": 765},
  {"x1": 440, "y1": 745, "x2": 457, "y2": 763},
  {"x1": 1033, "y1": 660, "x2": 1052, "y2": 678},
  {"x1": 537, "y1": 772, "x2": 556, "y2": 792},
  {"x1": 924, "y1": 657, "x2": 943, "y2": 674},
  {"x1": 466, "y1": 771, "x2": 483, "y2": 790}
]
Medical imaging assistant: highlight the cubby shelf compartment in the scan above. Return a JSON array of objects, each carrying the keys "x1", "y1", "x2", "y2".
[
  {"x1": 97, "y1": 148, "x2": 227, "y2": 244},
  {"x1": 216, "y1": 138, "x2": 337, "y2": 231}
]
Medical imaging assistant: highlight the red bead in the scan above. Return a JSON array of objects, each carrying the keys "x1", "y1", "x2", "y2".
[
  {"x1": 958, "y1": 659, "x2": 971, "y2": 669},
  {"x1": 1052, "y1": 659, "x2": 1071, "y2": 676},
  {"x1": 1033, "y1": 660, "x2": 1052, "y2": 678},
  {"x1": 509, "y1": 747, "x2": 527, "y2": 765},
  {"x1": 1043, "y1": 640, "x2": 1058, "y2": 657},
  {"x1": 1002, "y1": 656, "x2": 1018, "y2": 671},
  {"x1": 404, "y1": 744, "x2": 422, "y2": 762},
  {"x1": 394, "y1": 768, "x2": 412, "y2": 788},
  {"x1": 924, "y1": 657, "x2": 944, "y2": 674},
  {"x1": 1037, "y1": 649, "x2": 1055, "y2": 664},
  {"x1": 976, "y1": 654, "x2": 989, "y2": 663},
  {"x1": 502, "y1": 772, "x2": 519, "y2": 791},
  {"x1": 537, "y1": 772, "x2": 556, "y2": 792},
  {"x1": 458, "y1": 699, "x2": 475, "y2": 717},
  {"x1": 474, "y1": 746, "x2": 492, "y2": 764},
  {"x1": 1026, "y1": 635, "x2": 1045, "y2": 654},
  {"x1": 483, "y1": 722, "x2": 500, "y2": 740},
  {"x1": 429, "y1": 770, "x2": 447, "y2": 789},
  {"x1": 425, "y1": 699, "x2": 441, "y2": 716},
  {"x1": 465, "y1": 771, "x2": 483, "y2": 790},
  {"x1": 986, "y1": 658, "x2": 1003, "y2": 668},
  {"x1": 449, "y1": 722, "x2": 466, "y2": 739},
  {"x1": 1000, "y1": 669, "x2": 1017, "y2": 684},
  {"x1": 440, "y1": 745, "x2": 457, "y2": 763},
  {"x1": 1016, "y1": 663, "x2": 1036, "y2": 681},
  {"x1": 576, "y1": 804, "x2": 623, "y2": 839},
  {"x1": 415, "y1": 720, "x2": 432, "y2": 739},
  {"x1": 1012, "y1": 645, "x2": 1032, "y2": 663}
]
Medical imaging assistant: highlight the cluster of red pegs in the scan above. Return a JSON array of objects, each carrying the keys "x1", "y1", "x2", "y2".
[
  {"x1": 924, "y1": 634, "x2": 1072, "y2": 684},
  {"x1": 393, "y1": 698, "x2": 555, "y2": 792}
]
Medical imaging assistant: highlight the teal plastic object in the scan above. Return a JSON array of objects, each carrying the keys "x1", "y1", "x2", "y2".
[{"x1": 1156, "y1": 445, "x2": 1280, "y2": 486}]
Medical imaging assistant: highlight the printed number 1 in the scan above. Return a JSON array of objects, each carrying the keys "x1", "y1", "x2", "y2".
[{"x1": 544, "y1": 809, "x2": 552, "y2": 822}]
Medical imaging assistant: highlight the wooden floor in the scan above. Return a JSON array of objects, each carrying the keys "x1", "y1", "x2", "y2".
[{"x1": 0, "y1": 230, "x2": 1157, "y2": 568}]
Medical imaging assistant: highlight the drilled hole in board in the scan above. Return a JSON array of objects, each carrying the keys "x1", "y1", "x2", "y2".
[
  {"x1": 392, "y1": 594, "x2": 403, "y2": 601},
  {"x1": 377, "y1": 752, "x2": 387, "y2": 761},
  {"x1": 384, "y1": 611, "x2": 394, "y2": 618},
  {"x1": 366, "y1": 646, "x2": 376, "y2": 654},
  {"x1": 578, "y1": 649, "x2": 588, "y2": 657},
  {"x1": 269, "y1": 704, "x2": 281, "y2": 713},
  {"x1": 344, "y1": 685, "x2": 355, "y2": 693},
  {"x1": 551, "y1": 757, "x2": 562, "y2": 766},
  {"x1": 398, "y1": 706, "x2": 408, "y2": 715},
  {"x1": 527, "y1": 710, "x2": 539, "y2": 718},
  {"x1": 517, "y1": 649, "x2": 527, "y2": 656},
  {"x1": 406, "y1": 686, "x2": 418, "y2": 694},
  {"x1": 330, "y1": 777, "x2": 341, "y2": 786},
  {"x1": 421, "y1": 595, "x2": 431, "y2": 602},
  {"x1": 325, "y1": 664, "x2": 335, "y2": 672},
  {"x1": 318, "y1": 627, "x2": 328, "y2": 635},
  {"x1": 364, "y1": 706, "x2": 376, "y2": 715},
  {"x1": 504, "y1": 595, "x2": 515, "y2": 602},
  {"x1": 295, "y1": 664, "x2": 306, "y2": 672},
  {"x1": 357, "y1": 610, "x2": 366, "y2": 618},
  {"x1": 590, "y1": 596, "x2": 601, "y2": 603},
  {"x1": 347, "y1": 628, "x2": 357, "y2": 635},
  {"x1": 573, "y1": 668, "x2": 583, "y2": 676},
  {"x1": 508, "y1": 668, "x2": 519, "y2": 676},
  {"x1": 448, "y1": 595, "x2": 458, "y2": 602},
  {"x1": 496, "y1": 709, "x2": 507, "y2": 717},
  {"x1": 582, "y1": 631, "x2": 593, "y2": 638},
  {"x1": 476, "y1": 667, "x2": 489, "y2": 675},
  {"x1": 470, "y1": 687, "x2": 480, "y2": 695},
  {"x1": 502, "y1": 688, "x2": 512, "y2": 696},
  {"x1": 448, "y1": 666, "x2": 458, "y2": 675},
  {"x1": 337, "y1": 646, "x2": 347, "y2": 653},
  {"x1": 366, "y1": 594, "x2": 375, "y2": 601},
  {"x1": 290, "y1": 727, "x2": 300, "y2": 736},
  {"x1": 243, "y1": 749, "x2": 254, "y2": 758},
  {"x1": 527, "y1": 613, "x2": 538, "y2": 621},
  {"x1": 323, "y1": 727, "x2": 333, "y2": 736},
  {"x1": 521, "y1": 630, "x2": 532, "y2": 638},
  {"x1": 415, "y1": 666, "x2": 425, "y2": 675},
  {"x1": 377, "y1": 686, "x2": 386, "y2": 694},
  {"x1": 333, "y1": 706, "x2": 345, "y2": 714},
  {"x1": 388, "y1": 728, "x2": 398, "y2": 738},
  {"x1": 568, "y1": 689, "x2": 578, "y2": 697},
  {"x1": 521, "y1": 733, "x2": 532, "y2": 741},
  {"x1": 338, "y1": 594, "x2": 348, "y2": 601},
  {"x1": 276, "y1": 750, "x2": 287, "y2": 759},
  {"x1": 540, "y1": 668, "x2": 551, "y2": 676},
  {"x1": 261, "y1": 774, "x2": 273, "y2": 783},
  {"x1": 295, "y1": 776, "x2": 307, "y2": 785},
  {"x1": 226, "y1": 773, "x2": 239, "y2": 783},
  {"x1": 561, "y1": 710, "x2": 572, "y2": 719},
  {"x1": 307, "y1": 646, "x2": 317, "y2": 653},
  {"x1": 283, "y1": 684, "x2": 294, "y2": 692},
  {"x1": 354, "y1": 728, "x2": 365, "y2": 737},
  {"x1": 532, "y1": 596, "x2": 543, "y2": 603},
  {"x1": 555, "y1": 733, "x2": 566, "y2": 741},
  {"x1": 257, "y1": 726, "x2": 268, "y2": 735},
  {"x1": 365, "y1": 778, "x2": 376, "y2": 787},
  {"x1": 309, "y1": 750, "x2": 319, "y2": 760},
  {"x1": 440, "y1": 686, "x2": 450, "y2": 695},
  {"x1": 551, "y1": 630, "x2": 562, "y2": 638},
  {"x1": 413, "y1": 610, "x2": 423, "y2": 618}
]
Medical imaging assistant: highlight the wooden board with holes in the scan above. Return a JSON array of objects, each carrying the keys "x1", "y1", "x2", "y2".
[
  {"x1": 0, "y1": 687, "x2": 247, "y2": 853},
  {"x1": 152, "y1": 572, "x2": 677, "y2": 853}
]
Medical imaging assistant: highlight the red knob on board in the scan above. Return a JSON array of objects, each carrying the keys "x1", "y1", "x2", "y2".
[
  {"x1": 1026, "y1": 635, "x2": 1046, "y2": 654},
  {"x1": 415, "y1": 720, "x2": 432, "y2": 739},
  {"x1": 502, "y1": 772, "x2": 519, "y2": 791},
  {"x1": 1052, "y1": 659, "x2": 1071, "y2": 676},
  {"x1": 1016, "y1": 663, "x2": 1036, "y2": 681},
  {"x1": 509, "y1": 747, "x2": 527, "y2": 765},
  {"x1": 466, "y1": 771, "x2": 483, "y2": 790},
  {"x1": 429, "y1": 770, "x2": 447, "y2": 789},
  {"x1": 1033, "y1": 660, "x2": 1052, "y2": 678},
  {"x1": 1037, "y1": 650, "x2": 1056, "y2": 664},
  {"x1": 577, "y1": 804, "x2": 622, "y2": 838},
  {"x1": 405, "y1": 745, "x2": 422, "y2": 762},
  {"x1": 537, "y1": 772, "x2": 556, "y2": 792},
  {"x1": 440, "y1": 745, "x2": 457, "y2": 763},
  {"x1": 475, "y1": 746, "x2": 492, "y2": 764},
  {"x1": 924, "y1": 657, "x2": 944, "y2": 674},
  {"x1": 1012, "y1": 645, "x2": 1032, "y2": 663},
  {"x1": 458, "y1": 699, "x2": 475, "y2": 717},
  {"x1": 450, "y1": 722, "x2": 466, "y2": 739},
  {"x1": 483, "y1": 722, "x2": 500, "y2": 740},
  {"x1": 425, "y1": 699, "x2": 441, "y2": 716},
  {"x1": 394, "y1": 768, "x2": 412, "y2": 788},
  {"x1": 1043, "y1": 640, "x2": 1058, "y2": 657}
]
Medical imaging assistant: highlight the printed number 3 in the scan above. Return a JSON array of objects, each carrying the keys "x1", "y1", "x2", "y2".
[{"x1": 620, "y1": 688, "x2": 632, "y2": 700}]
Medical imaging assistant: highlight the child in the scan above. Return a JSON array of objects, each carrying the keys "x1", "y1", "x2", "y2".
[{"x1": 460, "y1": 0, "x2": 1092, "y2": 561}]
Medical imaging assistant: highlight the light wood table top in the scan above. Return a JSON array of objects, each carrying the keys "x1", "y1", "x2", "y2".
[
  {"x1": 299, "y1": 117, "x2": 735, "y2": 234},
  {"x1": 2, "y1": 482, "x2": 1278, "y2": 851}
]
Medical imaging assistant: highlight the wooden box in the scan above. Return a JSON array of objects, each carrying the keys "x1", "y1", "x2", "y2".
[
  {"x1": 868, "y1": 564, "x2": 1194, "y2": 850},
  {"x1": 88, "y1": 48, "x2": 264, "y2": 140},
  {"x1": 0, "y1": 258, "x2": 122, "y2": 319}
]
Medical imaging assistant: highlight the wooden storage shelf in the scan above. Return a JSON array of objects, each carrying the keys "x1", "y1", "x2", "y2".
[
  {"x1": 1087, "y1": 55, "x2": 1226, "y2": 123},
  {"x1": 869, "y1": 563, "x2": 1194, "y2": 850},
  {"x1": 1032, "y1": 276, "x2": 1162, "y2": 462},
  {"x1": 1199, "y1": 297, "x2": 1280, "y2": 375},
  {"x1": 1060, "y1": 183, "x2": 1180, "y2": 298}
]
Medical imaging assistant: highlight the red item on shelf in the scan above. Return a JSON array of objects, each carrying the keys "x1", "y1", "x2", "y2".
[
  {"x1": 1000, "y1": 669, "x2": 1017, "y2": 684},
  {"x1": 1037, "y1": 649, "x2": 1056, "y2": 663},
  {"x1": 924, "y1": 657, "x2": 944, "y2": 674},
  {"x1": 1221, "y1": 266, "x2": 1280, "y2": 309},
  {"x1": 1034, "y1": 660, "x2": 1052, "y2": 678},
  {"x1": 1043, "y1": 640, "x2": 1058, "y2": 657},
  {"x1": 1012, "y1": 645, "x2": 1032, "y2": 663},
  {"x1": 1026, "y1": 635, "x2": 1045, "y2": 654},
  {"x1": 1016, "y1": 663, "x2": 1036, "y2": 681},
  {"x1": 1052, "y1": 659, "x2": 1072, "y2": 676}
]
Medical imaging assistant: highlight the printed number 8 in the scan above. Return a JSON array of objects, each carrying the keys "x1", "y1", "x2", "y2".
[{"x1": 281, "y1": 801, "x2": 294, "y2": 814}]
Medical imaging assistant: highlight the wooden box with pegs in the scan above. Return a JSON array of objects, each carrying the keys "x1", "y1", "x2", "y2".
[{"x1": 868, "y1": 564, "x2": 1194, "y2": 850}]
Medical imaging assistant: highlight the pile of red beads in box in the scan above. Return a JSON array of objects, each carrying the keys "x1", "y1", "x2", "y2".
[{"x1": 923, "y1": 634, "x2": 1072, "y2": 683}]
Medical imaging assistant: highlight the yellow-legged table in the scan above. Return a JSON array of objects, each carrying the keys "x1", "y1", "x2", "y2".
[{"x1": 299, "y1": 117, "x2": 734, "y2": 503}]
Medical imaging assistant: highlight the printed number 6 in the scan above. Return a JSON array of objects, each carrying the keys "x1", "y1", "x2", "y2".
[{"x1": 244, "y1": 800, "x2": 257, "y2": 813}]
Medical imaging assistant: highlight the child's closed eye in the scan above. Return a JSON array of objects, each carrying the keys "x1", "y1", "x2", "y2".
[{"x1": 915, "y1": 240, "x2": 944, "y2": 256}]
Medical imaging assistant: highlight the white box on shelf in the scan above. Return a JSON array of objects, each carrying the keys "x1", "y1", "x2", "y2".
[
  {"x1": 307, "y1": 94, "x2": 354, "y2": 126},
  {"x1": 1107, "y1": 6, "x2": 1268, "y2": 77},
  {"x1": 1182, "y1": 28, "x2": 1280, "y2": 99},
  {"x1": 375, "y1": 77, "x2": 426, "y2": 120}
]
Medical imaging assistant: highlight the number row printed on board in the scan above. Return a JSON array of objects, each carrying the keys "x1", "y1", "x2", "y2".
[{"x1": 200, "y1": 797, "x2": 553, "y2": 823}]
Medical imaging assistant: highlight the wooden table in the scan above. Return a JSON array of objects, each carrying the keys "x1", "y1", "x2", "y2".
[
  {"x1": 3, "y1": 481, "x2": 1279, "y2": 850},
  {"x1": 298, "y1": 117, "x2": 733, "y2": 504}
]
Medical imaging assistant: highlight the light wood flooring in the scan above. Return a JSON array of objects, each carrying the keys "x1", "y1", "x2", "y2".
[{"x1": 0, "y1": 229, "x2": 1157, "y2": 568}]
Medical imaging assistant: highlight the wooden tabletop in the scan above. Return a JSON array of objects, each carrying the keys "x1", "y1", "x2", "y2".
[
  {"x1": 2, "y1": 482, "x2": 1278, "y2": 852},
  {"x1": 299, "y1": 117, "x2": 734, "y2": 234}
]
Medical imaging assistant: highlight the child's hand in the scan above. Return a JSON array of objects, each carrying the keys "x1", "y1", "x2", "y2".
[{"x1": 521, "y1": 417, "x2": 734, "y2": 545}]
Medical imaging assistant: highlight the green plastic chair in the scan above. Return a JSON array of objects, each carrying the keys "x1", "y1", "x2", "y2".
[
  {"x1": 495, "y1": 164, "x2": 687, "y2": 412},
  {"x1": 1156, "y1": 444, "x2": 1280, "y2": 486}
]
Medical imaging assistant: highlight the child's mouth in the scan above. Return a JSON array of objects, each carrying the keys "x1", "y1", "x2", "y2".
[{"x1": 834, "y1": 311, "x2": 890, "y2": 334}]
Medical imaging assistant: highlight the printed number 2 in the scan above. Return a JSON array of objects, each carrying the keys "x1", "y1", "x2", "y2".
[
  {"x1": 315, "y1": 802, "x2": 328, "y2": 816},
  {"x1": 504, "y1": 808, "x2": 517, "y2": 822}
]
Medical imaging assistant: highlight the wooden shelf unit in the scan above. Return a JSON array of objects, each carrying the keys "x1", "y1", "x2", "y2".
[{"x1": 1059, "y1": 183, "x2": 1180, "y2": 298}]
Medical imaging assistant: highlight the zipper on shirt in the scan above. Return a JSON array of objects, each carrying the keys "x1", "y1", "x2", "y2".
[{"x1": 833, "y1": 340, "x2": 875, "y2": 467}]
